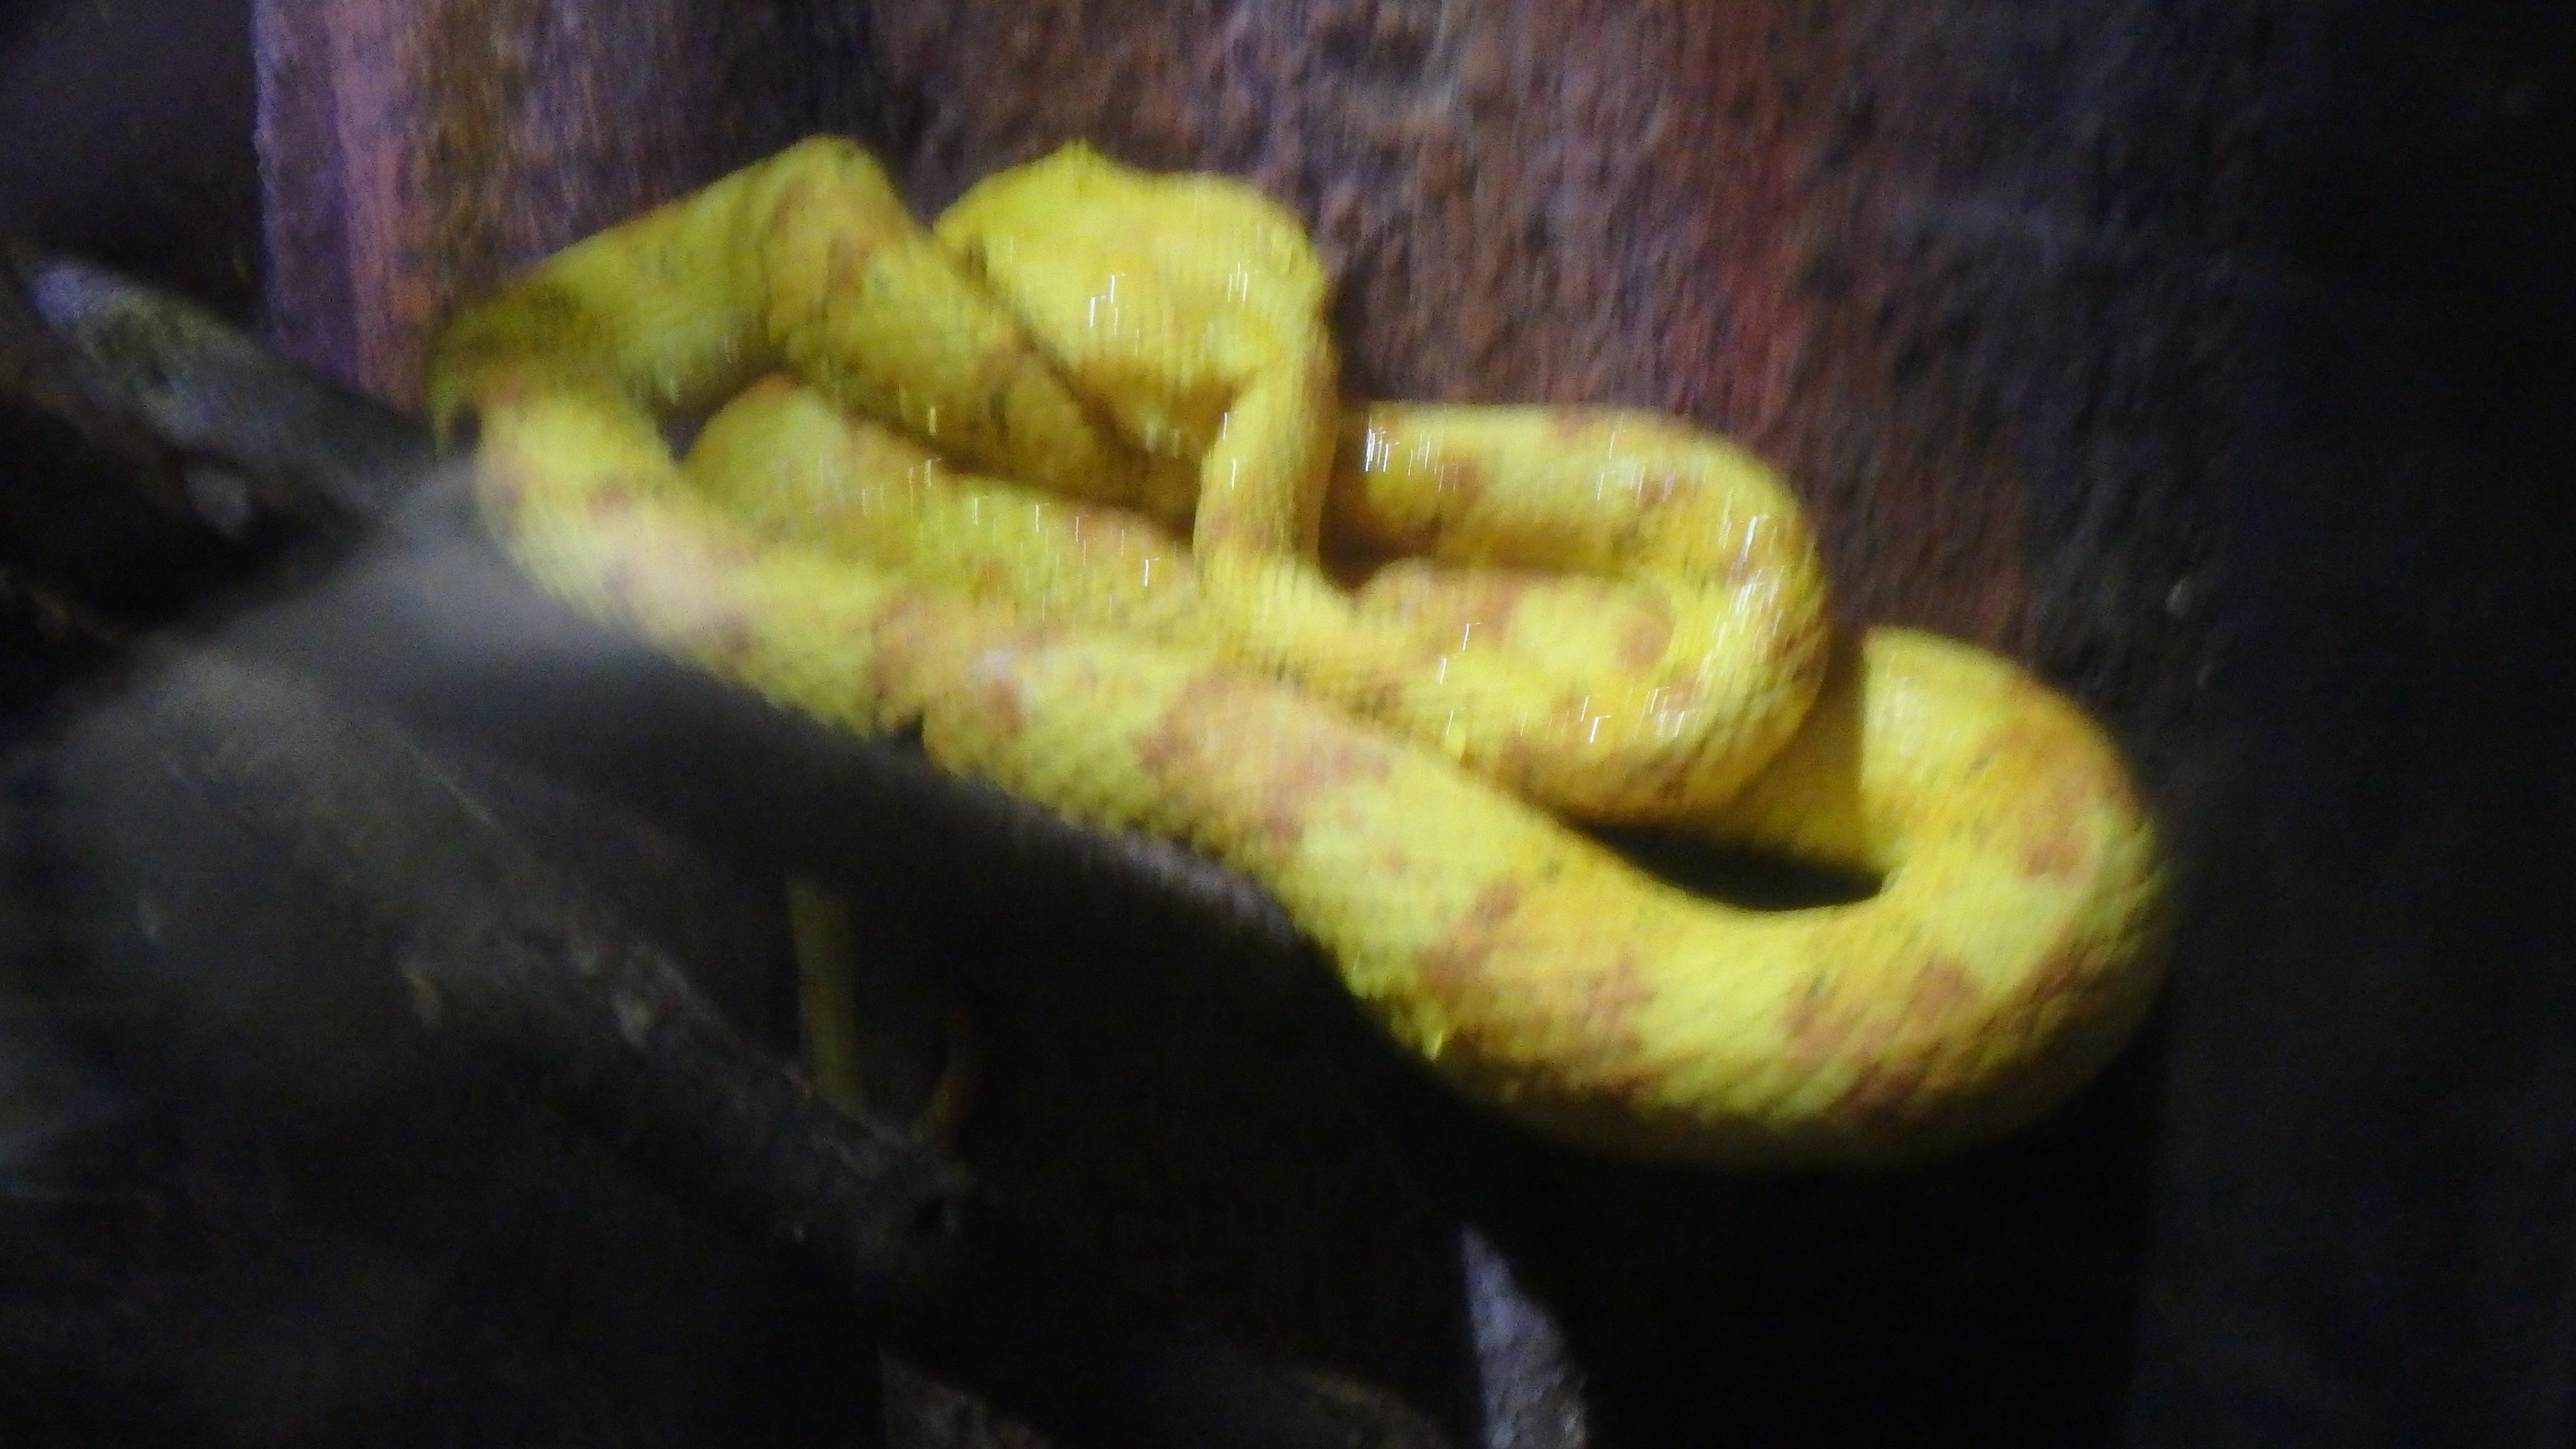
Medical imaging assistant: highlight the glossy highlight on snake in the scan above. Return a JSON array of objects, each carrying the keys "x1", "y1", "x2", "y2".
[{"x1": 429, "y1": 136, "x2": 2167, "y2": 1166}]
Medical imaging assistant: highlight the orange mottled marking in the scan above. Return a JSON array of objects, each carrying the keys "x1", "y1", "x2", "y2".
[
  {"x1": 1420, "y1": 884, "x2": 1660, "y2": 1102},
  {"x1": 1619, "y1": 608, "x2": 1675, "y2": 671},
  {"x1": 859, "y1": 594, "x2": 948, "y2": 716},
  {"x1": 1131, "y1": 670, "x2": 1229, "y2": 777},
  {"x1": 1357, "y1": 568, "x2": 1536, "y2": 655},
  {"x1": 470, "y1": 371, "x2": 539, "y2": 413},
  {"x1": 1786, "y1": 954, "x2": 1984, "y2": 1073},
  {"x1": 1987, "y1": 707, "x2": 2109, "y2": 881},
  {"x1": 1431, "y1": 458, "x2": 1488, "y2": 516},
  {"x1": 1830, "y1": 1056, "x2": 1938, "y2": 1126},
  {"x1": 585, "y1": 484, "x2": 641, "y2": 521},
  {"x1": 2018, "y1": 793, "x2": 2092, "y2": 879},
  {"x1": 1506, "y1": 950, "x2": 1660, "y2": 1107},
  {"x1": 2011, "y1": 937, "x2": 2118, "y2": 1031},
  {"x1": 824, "y1": 234, "x2": 874, "y2": 298},
  {"x1": 1768, "y1": 602, "x2": 1827, "y2": 675},
  {"x1": 1452, "y1": 574, "x2": 1532, "y2": 638},
  {"x1": 593, "y1": 531, "x2": 759, "y2": 665},
  {"x1": 1901, "y1": 956, "x2": 1983, "y2": 1033},
  {"x1": 1808, "y1": 956, "x2": 1995, "y2": 1123},
  {"x1": 1136, "y1": 671, "x2": 1396, "y2": 851},
  {"x1": 1567, "y1": 951, "x2": 1658, "y2": 1073},
  {"x1": 1375, "y1": 458, "x2": 1489, "y2": 557},
  {"x1": 1781, "y1": 981, "x2": 1845, "y2": 1067},
  {"x1": 480, "y1": 461, "x2": 528, "y2": 513},
  {"x1": 597, "y1": 557, "x2": 640, "y2": 611},
  {"x1": 1632, "y1": 471, "x2": 1683, "y2": 511},
  {"x1": 968, "y1": 658, "x2": 1030, "y2": 741},
  {"x1": 1251, "y1": 728, "x2": 1394, "y2": 848},
  {"x1": 1417, "y1": 881, "x2": 1524, "y2": 1006}
]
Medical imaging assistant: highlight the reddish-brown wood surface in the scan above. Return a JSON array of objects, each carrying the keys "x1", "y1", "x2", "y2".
[
  {"x1": 257, "y1": 0, "x2": 854, "y2": 404},
  {"x1": 258, "y1": 0, "x2": 2255, "y2": 742}
]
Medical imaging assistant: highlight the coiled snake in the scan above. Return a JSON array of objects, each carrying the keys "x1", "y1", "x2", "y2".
[{"x1": 429, "y1": 137, "x2": 2165, "y2": 1166}]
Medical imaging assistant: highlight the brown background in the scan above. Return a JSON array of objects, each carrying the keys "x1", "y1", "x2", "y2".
[{"x1": 256, "y1": 0, "x2": 2257, "y2": 752}]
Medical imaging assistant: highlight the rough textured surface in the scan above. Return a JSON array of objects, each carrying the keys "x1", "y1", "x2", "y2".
[
  {"x1": 259, "y1": 0, "x2": 2258, "y2": 750},
  {"x1": 255, "y1": 0, "x2": 872, "y2": 404},
  {"x1": 821, "y1": 0, "x2": 2251, "y2": 754}
]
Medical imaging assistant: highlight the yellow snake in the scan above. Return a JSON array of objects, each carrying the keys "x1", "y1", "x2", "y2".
[{"x1": 428, "y1": 137, "x2": 2166, "y2": 1166}]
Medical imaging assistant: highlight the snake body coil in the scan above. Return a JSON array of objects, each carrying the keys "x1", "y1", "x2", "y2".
[{"x1": 432, "y1": 137, "x2": 2165, "y2": 1166}]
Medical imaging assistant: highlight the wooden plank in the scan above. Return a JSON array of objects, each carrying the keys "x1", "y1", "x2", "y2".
[
  {"x1": 257, "y1": 1, "x2": 2255, "y2": 750},
  {"x1": 253, "y1": 0, "x2": 857, "y2": 402}
]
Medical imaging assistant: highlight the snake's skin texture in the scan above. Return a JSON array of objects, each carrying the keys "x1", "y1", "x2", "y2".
[{"x1": 430, "y1": 138, "x2": 2165, "y2": 1165}]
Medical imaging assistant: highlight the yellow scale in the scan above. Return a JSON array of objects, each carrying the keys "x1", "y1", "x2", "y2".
[{"x1": 430, "y1": 137, "x2": 2165, "y2": 1166}]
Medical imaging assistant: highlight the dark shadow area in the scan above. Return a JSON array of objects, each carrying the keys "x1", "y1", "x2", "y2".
[
  {"x1": 0, "y1": 0, "x2": 261, "y2": 316},
  {"x1": 2127, "y1": 4, "x2": 2576, "y2": 1445},
  {"x1": 1592, "y1": 828, "x2": 1881, "y2": 910},
  {"x1": 1331, "y1": 994, "x2": 2166, "y2": 1447},
  {"x1": 0, "y1": 0, "x2": 269, "y2": 718}
]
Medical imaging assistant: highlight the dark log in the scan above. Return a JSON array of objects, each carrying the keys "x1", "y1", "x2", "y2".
[
  {"x1": 11, "y1": 250, "x2": 1489, "y2": 1445},
  {"x1": 1, "y1": 0, "x2": 280, "y2": 712},
  {"x1": 2, "y1": 242, "x2": 184, "y2": 508},
  {"x1": 58, "y1": 651, "x2": 971, "y2": 1298},
  {"x1": 11, "y1": 250, "x2": 434, "y2": 528},
  {"x1": 6, "y1": 633, "x2": 911, "y2": 1448},
  {"x1": 43, "y1": 647, "x2": 1451, "y2": 1449},
  {"x1": 2, "y1": 248, "x2": 271, "y2": 707}
]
